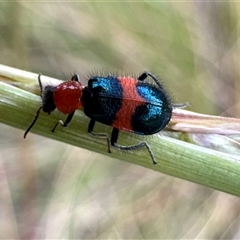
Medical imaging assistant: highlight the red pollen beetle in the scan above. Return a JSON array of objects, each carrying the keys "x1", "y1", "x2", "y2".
[
  {"x1": 24, "y1": 72, "x2": 188, "y2": 164},
  {"x1": 24, "y1": 74, "x2": 83, "y2": 138}
]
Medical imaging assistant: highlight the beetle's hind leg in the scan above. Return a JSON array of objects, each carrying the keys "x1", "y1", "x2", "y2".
[
  {"x1": 111, "y1": 128, "x2": 157, "y2": 164},
  {"x1": 87, "y1": 120, "x2": 157, "y2": 164}
]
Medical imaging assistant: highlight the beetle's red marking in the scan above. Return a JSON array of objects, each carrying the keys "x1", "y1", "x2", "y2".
[
  {"x1": 112, "y1": 77, "x2": 146, "y2": 131},
  {"x1": 53, "y1": 81, "x2": 83, "y2": 114}
]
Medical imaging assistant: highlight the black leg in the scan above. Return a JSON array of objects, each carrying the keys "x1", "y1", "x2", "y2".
[
  {"x1": 138, "y1": 72, "x2": 189, "y2": 109},
  {"x1": 88, "y1": 118, "x2": 95, "y2": 132},
  {"x1": 71, "y1": 74, "x2": 80, "y2": 82},
  {"x1": 111, "y1": 128, "x2": 119, "y2": 145},
  {"x1": 88, "y1": 119, "x2": 111, "y2": 153},
  {"x1": 137, "y1": 72, "x2": 148, "y2": 81},
  {"x1": 138, "y1": 71, "x2": 164, "y2": 90},
  {"x1": 110, "y1": 127, "x2": 157, "y2": 164},
  {"x1": 172, "y1": 102, "x2": 190, "y2": 108},
  {"x1": 51, "y1": 111, "x2": 75, "y2": 133}
]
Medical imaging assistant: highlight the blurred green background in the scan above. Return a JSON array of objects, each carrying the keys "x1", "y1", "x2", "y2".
[{"x1": 1, "y1": 1, "x2": 240, "y2": 239}]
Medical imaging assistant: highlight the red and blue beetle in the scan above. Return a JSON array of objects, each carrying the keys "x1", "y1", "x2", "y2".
[{"x1": 24, "y1": 72, "x2": 187, "y2": 164}]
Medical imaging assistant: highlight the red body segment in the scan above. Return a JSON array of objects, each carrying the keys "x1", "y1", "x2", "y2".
[
  {"x1": 112, "y1": 77, "x2": 146, "y2": 131},
  {"x1": 53, "y1": 81, "x2": 83, "y2": 114}
]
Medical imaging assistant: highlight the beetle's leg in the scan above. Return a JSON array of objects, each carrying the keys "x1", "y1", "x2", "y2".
[
  {"x1": 138, "y1": 71, "x2": 189, "y2": 108},
  {"x1": 111, "y1": 128, "x2": 157, "y2": 164},
  {"x1": 137, "y1": 72, "x2": 148, "y2": 81},
  {"x1": 71, "y1": 74, "x2": 80, "y2": 82},
  {"x1": 88, "y1": 119, "x2": 111, "y2": 153},
  {"x1": 51, "y1": 111, "x2": 75, "y2": 133},
  {"x1": 138, "y1": 71, "x2": 165, "y2": 90}
]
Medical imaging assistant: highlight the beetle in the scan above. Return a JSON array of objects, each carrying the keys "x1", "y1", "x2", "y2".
[{"x1": 24, "y1": 72, "x2": 188, "y2": 164}]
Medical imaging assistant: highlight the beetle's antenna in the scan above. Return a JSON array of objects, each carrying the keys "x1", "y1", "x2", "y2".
[{"x1": 24, "y1": 106, "x2": 43, "y2": 138}]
